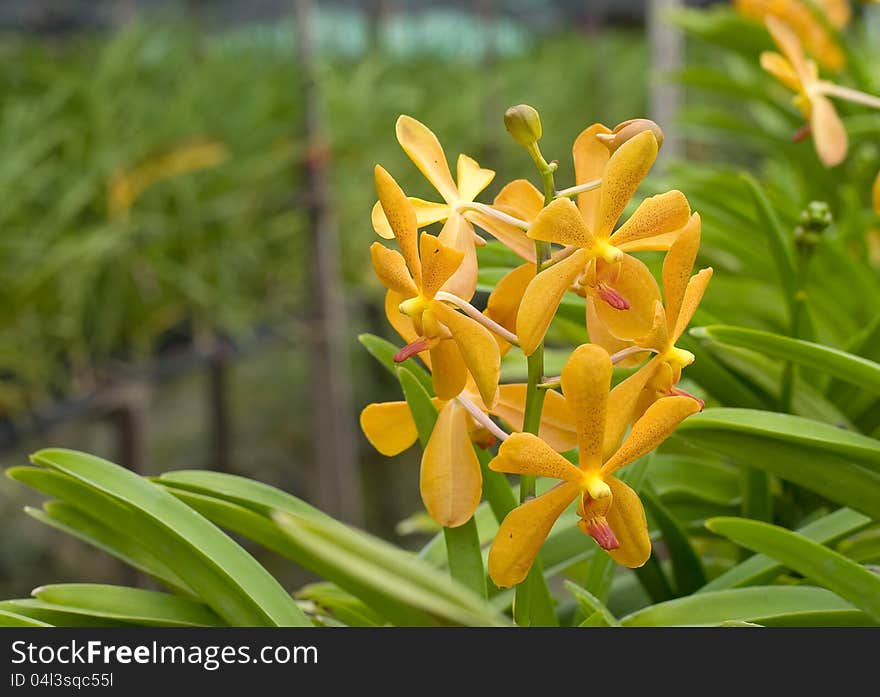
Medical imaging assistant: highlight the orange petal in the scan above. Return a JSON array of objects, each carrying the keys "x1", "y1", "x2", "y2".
[
  {"x1": 594, "y1": 130, "x2": 658, "y2": 239},
  {"x1": 560, "y1": 344, "x2": 612, "y2": 470},
  {"x1": 488, "y1": 432, "x2": 583, "y2": 481},
  {"x1": 488, "y1": 481, "x2": 580, "y2": 588},
  {"x1": 375, "y1": 165, "x2": 422, "y2": 287},
  {"x1": 490, "y1": 384, "x2": 577, "y2": 451},
  {"x1": 419, "y1": 232, "x2": 465, "y2": 299},
  {"x1": 810, "y1": 94, "x2": 848, "y2": 167},
  {"x1": 528, "y1": 197, "x2": 593, "y2": 247},
  {"x1": 371, "y1": 198, "x2": 451, "y2": 239},
  {"x1": 585, "y1": 297, "x2": 637, "y2": 360},
  {"x1": 456, "y1": 153, "x2": 495, "y2": 202},
  {"x1": 516, "y1": 248, "x2": 590, "y2": 356},
  {"x1": 420, "y1": 400, "x2": 482, "y2": 527},
  {"x1": 493, "y1": 178, "x2": 545, "y2": 221},
  {"x1": 396, "y1": 115, "x2": 458, "y2": 203},
  {"x1": 465, "y1": 210, "x2": 535, "y2": 263},
  {"x1": 609, "y1": 190, "x2": 691, "y2": 249},
  {"x1": 671, "y1": 267, "x2": 713, "y2": 343},
  {"x1": 662, "y1": 213, "x2": 701, "y2": 338},
  {"x1": 485, "y1": 262, "x2": 536, "y2": 337},
  {"x1": 573, "y1": 123, "x2": 612, "y2": 224},
  {"x1": 360, "y1": 401, "x2": 419, "y2": 456},
  {"x1": 604, "y1": 476, "x2": 651, "y2": 568},
  {"x1": 604, "y1": 358, "x2": 663, "y2": 459},
  {"x1": 602, "y1": 395, "x2": 701, "y2": 476},
  {"x1": 385, "y1": 290, "x2": 425, "y2": 358},
  {"x1": 370, "y1": 243, "x2": 418, "y2": 296},
  {"x1": 431, "y1": 302, "x2": 500, "y2": 408},
  {"x1": 592, "y1": 254, "x2": 662, "y2": 341},
  {"x1": 429, "y1": 337, "x2": 467, "y2": 400},
  {"x1": 760, "y1": 51, "x2": 801, "y2": 92},
  {"x1": 765, "y1": 17, "x2": 811, "y2": 86},
  {"x1": 436, "y1": 215, "x2": 478, "y2": 301}
]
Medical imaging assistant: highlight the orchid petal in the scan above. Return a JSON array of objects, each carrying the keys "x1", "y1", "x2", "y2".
[
  {"x1": 560, "y1": 344, "x2": 612, "y2": 470},
  {"x1": 528, "y1": 197, "x2": 594, "y2": 247},
  {"x1": 573, "y1": 123, "x2": 612, "y2": 223},
  {"x1": 671, "y1": 267, "x2": 713, "y2": 343},
  {"x1": 488, "y1": 481, "x2": 580, "y2": 588},
  {"x1": 765, "y1": 17, "x2": 812, "y2": 86},
  {"x1": 374, "y1": 165, "x2": 422, "y2": 287},
  {"x1": 760, "y1": 51, "x2": 801, "y2": 92},
  {"x1": 609, "y1": 190, "x2": 691, "y2": 249},
  {"x1": 456, "y1": 153, "x2": 495, "y2": 202},
  {"x1": 488, "y1": 431, "x2": 583, "y2": 481},
  {"x1": 595, "y1": 130, "x2": 658, "y2": 239},
  {"x1": 517, "y1": 248, "x2": 590, "y2": 356},
  {"x1": 371, "y1": 198, "x2": 452, "y2": 239},
  {"x1": 437, "y1": 214, "x2": 478, "y2": 301},
  {"x1": 810, "y1": 94, "x2": 848, "y2": 167},
  {"x1": 360, "y1": 401, "x2": 419, "y2": 456},
  {"x1": 419, "y1": 232, "x2": 465, "y2": 299},
  {"x1": 485, "y1": 262, "x2": 535, "y2": 345},
  {"x1": 428, "y1": 336, "x2": 467, "y2": 400},
  {"x1": 370, "y1": 243, "x2": 418, "y2": 297},
  {"x1": 592, "y1": 254, "x2": 662, "y2": 341},
  {"x1": 490, "y1": 384, "x2": 577, "y2": 452},
  {"x1": 604, "y1": 358, "x2": 663, "y2": 459},
  {"x1": 602, "y1": 396, "x2": 701, "y2": 476},
  {"x1": 396, "y1": 115, "x2": 459, "y2": 203},
  {"x1": 420, "y1": 400, "x2": 482, "y2": 528},
  {"x1": 604, "y1": 476, "x2": 651, "y2": 568},
  {"x1": 663, "y1": 213, "x2": 701, "y2": 338}
]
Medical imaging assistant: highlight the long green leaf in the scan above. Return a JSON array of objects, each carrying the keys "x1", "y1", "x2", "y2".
[
  {"x1": 358, "y1": 333, "x2": 432, "y2": 393},
  {"x1": 564, "y1": 580, "x2": 621, "y2": 627},
  {"x1": 692, "y1": 325, "x2": 880, "y2": 394},
  {"x1": 643, "y1": 489, "x2": 707, "y2": 595},
  {"x1": 26, "y1": 449, "x2": 309, "y2": 627},
  {"x1": 0, "y1": 609, "x2": 52, "y2": 627},
  {"x1": 621, "y1": 586, "x2": 874, "y2": 627},
  {"x1": 706, "y1": 517, "x2": 880, "y2": 621}
]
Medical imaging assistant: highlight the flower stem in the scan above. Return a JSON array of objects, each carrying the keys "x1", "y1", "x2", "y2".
[
  {"x1": 555, "y1": 178, "x2": 602, "y2": 198},
  {"x1": 819, "y1": 82, "x2": 880, "y2": 110},
  {"x1": 435, "y1": 291, "x2": 520, "y2": 345}
]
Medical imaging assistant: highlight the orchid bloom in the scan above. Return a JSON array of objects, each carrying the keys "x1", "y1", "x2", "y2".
[
  {"x1": 361, "y1": 376, "x2": 575, "y2": 528},
  {"x1": 516, "y1": 128, "x2": 692, "y2": 355},
  {"x1": 761, "y1": 17, "x2": 848, "y2": 167},
  {"x1": 371, "y1": 165, "x2": 501, "y2": 407},
  {"x1": 735, "y1": 0, "x2": 849, "y2": 71},
  {"x1": 588, "y1": 214, "x2": 712, "y2": 426},
  {"x1": 371, "y1": 116, "x2": 530, "y2": 300},
  {"x1": 487, "y1": 344, "x2": 700, "y2": 588}
]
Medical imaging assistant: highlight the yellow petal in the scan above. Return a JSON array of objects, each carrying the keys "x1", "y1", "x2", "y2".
[
  {"x1": 594, "y1": 130, "x2": 658, "y2": 239},
  {"x1": 456, "y1": 153, "x2": 495, "y2": 202},
  {"x1": 602, "y1": 395, "x2": 701, "y2": 476},
  {"x1": 604, "y1": 358, "x2": 663, "y2": 459},
  {"x1": 493, "y1": 178, "x2": 545, "y2": 221},
  {"x1": 488, "y1": 432, "x2": 583, "y2": 481},
  {"x1": 560, "y1": 343, "x2": 612, "y2": 470},
  {"x1": 516, "y1": 248, "x2": 590, "y2": 356},
  {"x1": 385, "y1": 290, "x2": 426, "y2": 362},
  {"x1": 585, "y1": 298, "x2": 637, "y2": 361},
  {"x1": 396, "y1": 115, "x2": 458, "y2": 203},
  {"x1": 528, "y1": 197, "x2": 594, "y2": 247},
  {"x1": 431, "y1": 301, "x2": 500, "y2": 408},
  {"x1": 760, "y1": 51, "x2": 801, "y2": 92},
  {"x1": 810, "y1": 94, "x2": 848, "y2": 167},
  {"x1": 360, "y1": 401, "x2": 419, "y2": 456},
  {"x1": 429, "y1": 336, "x2": 467, "y2": 400},
  {"x1": 873, "y1": 170, "x2": 880, "y2": 215},
  {"x1": 465, "y1": 212, "x2": 534, "y2": 263},
  {"x1": 375, "y1": 165, "x2": 422, "y2": 287},
  {"x1": 371, "y1": 198, "x2": 451, "y2": 239},
  {"x1": 488, "y1": 481, "x2": 580, "y2": 588},
  {"x1": 419, "y1": 232, "x2": 465, "y2": 299},
  {"x1": 671, "y1": 267, "x2": 714, "y2": 343},
  {"x1": 765, "y1": 17, "x2": 811, "y2": 86},
  {"x1": 662, "y1": 213, "x2": 701, "y2": 339},
  {"x1": 609, "y1": 190, "x2": 691, "y2": 249},
  {"x1": 420, "y1": 400, "x2": 482, "y2": 527},
  {"x1": 370, "y1": 243, "x2": 418, "y2": 296},
  {"x1": 485, "y1": 262, "x2": 536, "y2": 337},
  {"x1": 592, "y1": 254, "x2": 662, "y2": 341},
  {"x1": 490, "y1": 384, "x2": 577, "y2": 452},
  {"x1": 436, "y1": 215, "x2": 478, "y2": 301},
  {"x1": 604, "y1": 476, "x2": 651, "y2": 568},
  {"x1": 573, "y1": 123, "x2": 612, "y2": 223}
]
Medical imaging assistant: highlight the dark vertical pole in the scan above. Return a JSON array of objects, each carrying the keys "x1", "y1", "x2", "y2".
[
  {"x1": 294, "y1": 0, "x2": 363, "y2": 525},
  {"x1": 208, "y1": 344, "x2": 232, "y2": 473}
]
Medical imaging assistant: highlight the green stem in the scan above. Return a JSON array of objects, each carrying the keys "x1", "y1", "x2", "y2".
[{"x1": 444, "y1": 520, "x2": 487, "y2": 599}]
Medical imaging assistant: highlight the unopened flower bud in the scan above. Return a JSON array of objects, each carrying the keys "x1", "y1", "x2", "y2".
[
  {"x1": 597, "y1": 118, "x2": 665, "y2": 152},
  {"x1": 504, "y1": 104, "x2": 543, "y2": 148}
]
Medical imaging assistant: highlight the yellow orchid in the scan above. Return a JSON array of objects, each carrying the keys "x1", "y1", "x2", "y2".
[
  {"x1": 371, "y1": 116, "x2": 531, "y2": 299},
  {"x1": 760, "y1": 16, "x2": 848, "y2": 166},
  {"x1": 516, "y1": 127, "x2": 692, "y2": 355},
  {"x1": 588, "y1": 213, "x2": 713, "y2": 424},
  {"x1": 487, "y1": 344, "x2": 701, "y2": 588},
  {"x1": 735, "y1": 0, "x2": 849, "y2": 71},
  {"x1": 361, "y1": 376, "x2": 575, "y2": 528},
  {"x1": 371, "y1": 165, "x2": 502, "y2": 407}
]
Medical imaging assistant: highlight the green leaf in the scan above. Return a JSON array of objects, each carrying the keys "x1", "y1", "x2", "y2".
[
  {"x1": 674, "y1": 408, "x2": 880, "y2": 519},
  {"x1": 396, "y1": 365, "x2": 437, "y2": 447},
  {"x1": 563, "y1": 580, "x2": 621, "y2": 627},
  {"x1": 0, "y1": 600, "x2": 127, "y2": 627},
  {"x1": 647, "y1": 455, "x2": 739, "y2": 505},
  {"x1": 643, "y1": 489, "x2": 707, "y2": 595},
  {"x1": 692, "y1": 325, "x2": 880, "y2": 394},
  {"x1": 29, "y1": 585, "x2": 225, "y2": 627},
  {"x1": 0, "y1": 609, "x2": 52, "y2": 627},
  {"x1": 621, "y1": 586, "x2": 874, "y2": 627},
  {"x1": 296, "y1": 582, "x2": 385, "y2": 627},
  {"x1": 700, "y1": 508, "x2": 871, "y2": 592},
  {"x1": 706, "y1": 517, "x2": 880, "y2": 622},
  {"x1": 24, "y1": 449, "x2": 310, "y2": 627},
  {"x1": 358, "y1": 333, "x2": 432, "y2": 393}
]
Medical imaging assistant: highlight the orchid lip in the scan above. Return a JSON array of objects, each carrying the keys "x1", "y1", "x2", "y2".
[
  {"x1": 583, "y1": 517, "x2": 620, "y2": 551},
  {"x1": 393, "y1": 339, "x2": 429, "y2": 363},
  {"x1": 669, "y1": 385, "x2": 705, "y2": 410},
  {"x1": 597, "y1": 283, "x2": 630, "y2": 310}
]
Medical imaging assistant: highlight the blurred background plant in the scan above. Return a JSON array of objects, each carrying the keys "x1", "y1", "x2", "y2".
[{"x1": 2, "y1": 0, "x2": 880, "y2": 628}]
